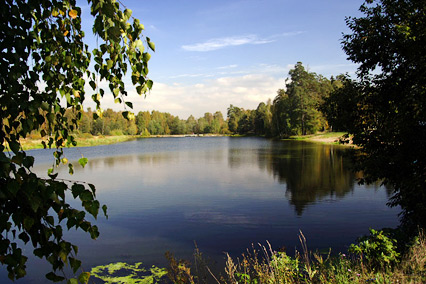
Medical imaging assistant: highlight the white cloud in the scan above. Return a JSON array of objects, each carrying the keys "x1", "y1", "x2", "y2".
[
  {"x1": 182, "y1": 35, "x2": 274, "y2": 52},
  {"x1": 85, "y1": 73, "x2": 284, "y2": 118},
  {"x1": 181, "y1": 32, "x2": 304, "y2": 52},
  {"x1": 134, "y1": 74, "x2": 284, "y2": 118},
  {"x1": 217, "y1": 64, "x2": 238, "y2": 70}
]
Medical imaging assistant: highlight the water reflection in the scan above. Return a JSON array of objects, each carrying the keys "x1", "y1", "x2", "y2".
[
  {"x1": 11, "y1": 137, "x2": 399, "y2": 284},
  {"x1": 46, "y1": 138, "x2": 386, "y2": 216},
  {"x1": 262, "y1": 142, "x2": 356, "y2": 215}
]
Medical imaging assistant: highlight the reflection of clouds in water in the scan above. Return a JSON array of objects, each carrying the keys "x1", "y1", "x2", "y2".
[
  {"x1": 25, "y1": 137, "x2": 397, "y2": 281},
  {"x1": 31, "y1": 138, "x2": 391, "y2": 217},
  {"x1": 185, "y1": 210, "x2": 261, "y2": 227}
]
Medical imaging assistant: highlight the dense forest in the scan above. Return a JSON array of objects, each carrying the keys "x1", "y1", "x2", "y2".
[{"x1": 60, "y1": 62, "x2": 343, "y2": 138}]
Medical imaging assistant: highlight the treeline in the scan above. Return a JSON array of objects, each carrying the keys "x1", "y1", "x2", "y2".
[
  {"x1": 70, "y1": 62, "x2": 345, "y2": 137},
  {"x1": 76, "y1": 109, "x2": 230, "y2": 136}
]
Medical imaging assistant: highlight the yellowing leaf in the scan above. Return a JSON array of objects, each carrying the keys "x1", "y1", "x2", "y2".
[
  {"x1": 78, "y1": 272, "x2": 90, "y2": 284},
  {"x1": 63, "y1": 30, "x2": 69, "y2": 36},
  {"x1": 52, "y1": 9, "x2": 59, "y2": 17},
  {"x1": 69, "y1": 9, "x2": 78, "y2": 19}
]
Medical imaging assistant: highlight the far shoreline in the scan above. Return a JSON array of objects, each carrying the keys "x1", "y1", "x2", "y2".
[{"x1": 14, "y1": 132, "x2": 354, "y2": 151}]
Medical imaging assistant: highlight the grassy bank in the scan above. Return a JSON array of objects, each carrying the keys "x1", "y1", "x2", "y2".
[
  {"x1": 15, "y1": 133, "x2": 232, "y2": 151},
  {"x1": 17, "y1": 134, "x2": 138, "y2": 151},
  {"x1": 287, "y1": 132, "x2": 354, "y2": 146}
]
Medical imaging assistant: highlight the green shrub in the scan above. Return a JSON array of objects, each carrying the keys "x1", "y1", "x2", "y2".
[
  {"x1": 110, "y1": 129, "x2": 124, "y2": 136},
  {"x1": 349, "y1": 228, "x2": 400, "y2": 270}
]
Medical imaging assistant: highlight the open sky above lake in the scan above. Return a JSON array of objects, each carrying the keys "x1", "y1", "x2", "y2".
[{"x1": 80, "y1": 0, "x2": 364, "y2": 118}]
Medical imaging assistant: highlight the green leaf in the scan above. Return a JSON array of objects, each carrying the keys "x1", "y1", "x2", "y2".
[
  {"x1": 7, "y1": 181, "x2": 20, "y2": 197},
  {"x1": 89, "y1": 80, "x2": 96, "y2": 90},
  {"x1": 89, "y1": 226, "x2": 100, "y2": 239},
  {"x1": 30, "y1": 196, "x2": 41, "y2": 212},
  {"x1": 78, "y1": 157, "x2": 88, "y2": 168},
  {"x1": 107, "y1": 59, "x2": 113, "y2": 70},
  {"x1": 135, "y1": 39, "x2": 144, "y2": 52},
  {"x1": 48, "y1": 173, "x2": 58, "y2": 179},
  {"x1": 18, "y1": 232, "x2": 30, "y2": 244},
  {"x1": 102, "y1": 205, "x2": 108, "y2": 219},
  {"x1": 68, "y1": 163, "x2": 74, "y2": 175},
  {"x1": 89, "y1": 200, "x2": 100, "y2": 218},
  {"x1": 65, "y1": 92, "x2": 71, "y2": 105},
  {"x1": 8, "y1": 140, "x2": 20, "y2": 154},
  {"x1": 80, "y1": 190, "x2": 93, "y2": 202},
  {"x1": 125, "y1": 101, "x2": 133, "y2": 108},
  {"x1": 88, "y1": 183, "x2": 96, "y2": 195},
  {"x1": 69, "y1": 257, "x2": 81, "y2": 274},
  {"x1": 23, "y1": 156, "x2": 34, "y2": 168},
  {"x1": 23, "y1": 217, "x2": 34, "y2": 230},
  {"x1": 124, "y1": 8, "x2": 132, "y2": 19},
  {"x1": 67, "y1": 279, "x2": 78, "y2": 284},
  {"x1": 41, "y1": 102, "x2": 50, "y2": 111},
  {"x1": 46, "y1": 272, "x2": 65, "y2": 282},
  {"x1": 113, "y1": 88, "x2": 119, "y2": 97},
  {"x1": 143, "y1": 52, "x2": 151, "y2": 62},
  {"x1": 147, "y1": 37, "x2": 155, "y2": 51},
  {"x1": 71, "y1": 184, "x2": 85, "y2": 199},
  {"x1": 78, "y1": 272, "x2": 90, "y2": 284},
  {"x1": 146, "y1": 80, "x2": 153, "y2": 90},
  {"x1": 46, "y1": 216, "x2": 54, "y2": 225}
]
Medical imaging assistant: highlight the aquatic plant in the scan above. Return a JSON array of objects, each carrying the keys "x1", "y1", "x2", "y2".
[{"x1": 90, "y1": 262, "x2": 167, "y2": 284}]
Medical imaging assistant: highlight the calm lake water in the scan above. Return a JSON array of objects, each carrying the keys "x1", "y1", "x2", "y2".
[{"x1": 3, "y1": 137, "x2": 399, "y2": 283}]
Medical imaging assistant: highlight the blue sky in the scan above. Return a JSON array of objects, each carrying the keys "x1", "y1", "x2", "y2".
[{"x1": 81, "y1": 0, "x2": 364, "y2": 118}]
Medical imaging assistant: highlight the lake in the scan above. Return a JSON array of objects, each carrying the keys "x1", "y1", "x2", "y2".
[{"x1": 3, "y1": 137, "x2": 399, "y2": 283}]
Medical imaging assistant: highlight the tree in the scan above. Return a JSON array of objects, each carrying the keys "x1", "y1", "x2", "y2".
[
  {"x1": 135, "y1": 111, "x2": 151, "y2": 134},
  {"x1": 0, "y1": 0, "x2": 153, "y2": 281},
  {"x1": 342, "y1": 0, "x2": 426, "y2": 228},
  {"x1": 227, "y1": 105, "x2": 243, "y2": 133},
  {"x1": 285, "y1": 62, "x2": 330, "y2": 135},
  {"x1": 212, "y1": 111, "x2": 225, "y2": 134},
  {"x1": 272, "y1": 89, "x2": 293, "y2": 137},
  {"x1": 254, "y1": 101, "x2": 272, "y2": 136},
  {"x1": 185, "y1": 115, "x2": 197, "y2": 134},
  {"x1": 272, "y1": 63, "x2": 331, "y2": 137},
  {"x1": 320, "y1": 75, "x2": 358, "y2": 132}
]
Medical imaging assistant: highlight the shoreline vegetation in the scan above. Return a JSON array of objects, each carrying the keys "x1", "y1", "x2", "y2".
[
  {"x1": 15, "y1": 132, "x2": 353, "y2": 151},
  {"x1": 91, "y1": 230, "x2": 426, "y2": 283}
]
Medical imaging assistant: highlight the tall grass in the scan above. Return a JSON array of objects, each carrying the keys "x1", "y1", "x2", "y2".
[{"x1": 166, "y1": 230, "x2": 426, "y2": 284}]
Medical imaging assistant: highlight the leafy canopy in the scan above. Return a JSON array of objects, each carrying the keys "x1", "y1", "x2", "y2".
[
  {"x1": 340, "y1": 0, "x2": 426, "y2": 228},
  {"x1": 0, "y1": 0, "x2": 153, "y2": 281}
]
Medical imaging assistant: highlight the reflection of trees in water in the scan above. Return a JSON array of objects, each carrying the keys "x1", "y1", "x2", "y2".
[{"x1": 263, "y1": 141, "x2": 357, "y2": 215}]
